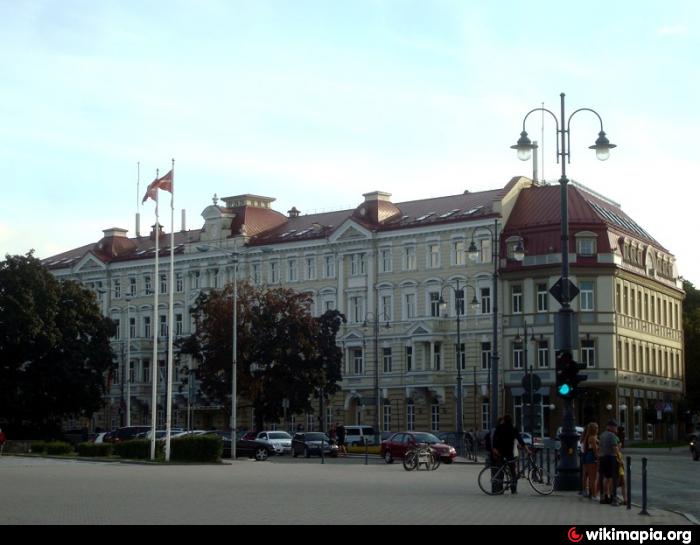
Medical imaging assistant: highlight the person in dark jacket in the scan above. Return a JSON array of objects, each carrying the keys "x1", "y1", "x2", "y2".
[{"x1": 491, "y1": 414, "x2": 531, "y2": 493}]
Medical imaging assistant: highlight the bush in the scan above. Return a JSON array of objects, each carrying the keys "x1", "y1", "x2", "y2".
[
  {"x1": 45, "y1": 441, "x2": 74, "y2": 455},
  {"x1": 31, "y1": 441, "x2": 48, "y2": 454},
  {"x1": 170, "y1": 435, "x2": 223, "y2": 463},
  {"x1": 77, "y1": 442, "x2": 113, "y2": 457},
  {"x1": 114, "y1": 439, "x2": 164, "y2": 460}
]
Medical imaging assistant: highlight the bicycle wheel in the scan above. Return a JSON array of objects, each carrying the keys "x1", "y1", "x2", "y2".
[
  {"x1": 431, "y1": 451, "x2": 441, "y2": 471},
  {"x1": 528, "y1": 465, "x2": 554, "y2": 495},
  {"x1": 403, "y1": 451, "x2": 418, "y2": 471},
  {"x1": 477, "y1": 465, "x2": 509, "y2": 495}
]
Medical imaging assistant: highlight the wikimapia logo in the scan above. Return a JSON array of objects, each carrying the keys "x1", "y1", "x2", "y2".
[{"x1": 566, "y1": 527, "x2": 692, "y2": 544}]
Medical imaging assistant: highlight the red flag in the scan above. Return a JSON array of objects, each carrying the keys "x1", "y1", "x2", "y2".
[{"x1": 141, "y1": 170, "x2": 173, "y2": 203}]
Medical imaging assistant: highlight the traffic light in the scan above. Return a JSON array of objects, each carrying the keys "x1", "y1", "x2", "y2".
[{"x1": 555, "y1": 350, "x2": 587, "y2": 398}]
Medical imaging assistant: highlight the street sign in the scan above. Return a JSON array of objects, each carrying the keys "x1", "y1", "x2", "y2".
[
  {"x1": 521, "y1": 373, "x2": 542, "y2": 392},
  {"x1": 549, "y1": 277, "x2": 580, "y2": 305}
]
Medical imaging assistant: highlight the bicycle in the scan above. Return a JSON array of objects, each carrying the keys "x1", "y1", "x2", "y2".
[
  {"x1": 403, "y1": 442, "x2": 441, "y2": 471},
  {"x1": 477, "y1": 450, "x2": 554, "y2": 495}
]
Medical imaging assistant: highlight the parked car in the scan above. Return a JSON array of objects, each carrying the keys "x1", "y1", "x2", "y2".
[
  {"x1": 104, "y1": 426, "x2": 151, "y2": 443},
  {"x1": 206, "y1": 431, "x2": 275, "y2": 461},
  {"x1": 90, "y1": 432, "x2": 108, "y2": 444},
  {"x1": 256, "y1": 431, "x2": 293, "y2": 455},
  {"x1": 344, "y1": 425, "x2": 376, "y2": 446},
  {"x1": 380, "y1": 432, "x2": 457, "y2": 464},
  {"x1": 292, "y1": 432, "x2": 339, "y2": 458}
]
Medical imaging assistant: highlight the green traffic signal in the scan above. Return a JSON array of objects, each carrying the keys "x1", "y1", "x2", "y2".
[{"x1": 558, "y1": 383, "x2": 572, "y2": 396}]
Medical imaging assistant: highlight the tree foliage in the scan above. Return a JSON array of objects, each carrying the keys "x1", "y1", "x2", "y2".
[
  {"x1": 0, "y1": 253, "x2": 116, "y2": 437},
  {"x1": 180, "y1": 282, "x2": 345, "y2": 430},
  {"x1": 683, "y1": 280, "x2": 700, "y2": 411}
]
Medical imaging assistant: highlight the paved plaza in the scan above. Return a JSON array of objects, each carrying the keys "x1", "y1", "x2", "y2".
[{"x1": 0, "y1": 455, "x2": 693, "y2": 525}]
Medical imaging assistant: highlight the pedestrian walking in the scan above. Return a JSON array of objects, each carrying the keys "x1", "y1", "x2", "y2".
[{"x1": 336, "y1": 423, "x2": 347, "y2": 456}]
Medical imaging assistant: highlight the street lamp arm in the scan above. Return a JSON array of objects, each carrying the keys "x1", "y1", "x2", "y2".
[
  {"x1": 521, "y1": 106, "x2": 560, "y2": 134},
  {"x1": 567, "y1": 107, "x2": 605, "y2": 133}
]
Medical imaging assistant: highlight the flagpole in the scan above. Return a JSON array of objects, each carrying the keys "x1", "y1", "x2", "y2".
[
  {"x1": 165, "y1": 159, "x2": 175, "y2": 462},
  {"x1": 150, "y1": 169, "x2": 160, "y2": 461}
]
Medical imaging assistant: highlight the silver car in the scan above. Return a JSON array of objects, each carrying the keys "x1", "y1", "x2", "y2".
[{"x1": 256, "y1": 431, "x2": 293, "y2": 455}]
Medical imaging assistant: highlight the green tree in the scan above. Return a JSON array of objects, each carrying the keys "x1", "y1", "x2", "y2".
[
  {"x1": 0, "y1": 253, "x2": 116, "y2": 438},
  {"x1": 180, "y1": 282, "x2": 345, "y2": 431},
  {"x1": 683, "y1": 280, "x2": 700, "y2": 412}
]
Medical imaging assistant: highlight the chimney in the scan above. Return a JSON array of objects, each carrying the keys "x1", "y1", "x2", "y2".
[
  {"x1": 288, "y1": 206, "x2": 301, "y2": 218},
  {"x1": 181, "y1": 209, "x2": 186, "y2": 232},
  {"x1": 362, "y1": 191, "x2": 392, "y2": 203}
]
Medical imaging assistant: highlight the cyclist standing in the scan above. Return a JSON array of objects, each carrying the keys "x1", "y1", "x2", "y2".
[{"x1": 491, "y1": 414, "x2": 531, "y2": 493}]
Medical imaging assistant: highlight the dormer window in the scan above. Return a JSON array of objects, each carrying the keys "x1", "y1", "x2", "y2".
[{"x1": 575, "y1": 231, "x2": 598, "y2": 257}]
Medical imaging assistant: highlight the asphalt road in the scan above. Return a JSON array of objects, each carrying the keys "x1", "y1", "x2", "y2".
[
  {"x1": 623, "y1": 447, "x2": 700, "y2": 523},
  {"x1": 0, "y1": 454, "x2": 691, "y2": 525}
]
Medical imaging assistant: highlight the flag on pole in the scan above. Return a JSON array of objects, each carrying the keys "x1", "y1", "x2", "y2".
[{"x1": 141, "y1": 170, "x2": 174, "y2": 203}]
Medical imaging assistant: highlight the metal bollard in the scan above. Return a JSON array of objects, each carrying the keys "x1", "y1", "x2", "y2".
[
  {"x1": 626, "y1": 456, "x2": 631, "y2": 510},
  {"x1": 639, "y1": 457, "x2": 649, "y2": 515},
  {"x1": 321, "y1": 437, "x2": 325, "y2": 465},
  {"x1": 364, "y1": 438, "x2": 369, "y2": 466}
]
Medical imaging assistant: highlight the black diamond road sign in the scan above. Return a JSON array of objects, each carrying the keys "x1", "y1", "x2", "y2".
[{"x1": 549, "y1": 277, "x2": 580, "y2": 305}]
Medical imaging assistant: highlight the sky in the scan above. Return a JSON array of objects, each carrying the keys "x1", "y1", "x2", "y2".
[{"x1": 1, "y1": 0, "x2": 699, "y2": 283}]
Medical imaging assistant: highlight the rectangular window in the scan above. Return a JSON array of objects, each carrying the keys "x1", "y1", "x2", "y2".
[
  {"x1": 145, "y1": 275, "x2": 152, "y2": 295},
  {"x1": 324, "y1": 255, "x2": 335, "y2": 278},
  {"x1": 578, "y1": 238, "x2": 596, "y2": 256},
  {"x1": 407, "y1": 403, "x2": 415, "y2": 431},
  {"x1": 403, "y1": 246, "x2": 416, "y2": 271},
  {"x1": 142, "y1": 359, "x2": 151, "y2": 384},
  {"x1": 160, "y1": 274, "x2": 167, "y2": 295},
  {"x1": 353, "y1": 349, "x2": 363, "y2": 375},
  {"x1": 405, "y1": 293, "x2": 416, "y2": 319},
  {"x1": 192, "y1": 271, "x2": 200, "y2": 290},
  {"x1": 270, "y1": 261, "x2": 279, "y2": 284},
  {"x1": 406, "y1": 346, "x2": 413, "y2": 372},
  {"x1": 481, "y1": 288, "x2": 491, "y2": 314},
  {"x1": 455, "y1": 289, "x2": 465, "y2": 316},
  {"x1": 380, "y1": 295, "x2": 392, "y2": 322},
  {"x1": 457, "y1": 343, "x2": 466, "y2": 371},
  {"x1": 175, "y1": 314, "x2": 183, "y2": 336},
  {"x1": 305, "y1": 257, "x2": 316, "y2": 281},
  {"x1": 581, "y1": 339, "x2": 595, "y2": 368},
  {"x1": 129, "y1": 360, "x2": 135, "y2": 384},
  {"x1": 350, "y1": 253, "x2": 366, "y2": 276},
  {"x1": 159, "y1": 315, "x2": 168, "y2": 338},
  {"x1": 287, "y1": 258, "x2": 298, "y2": 282},
  {"x1": 453, "y1": 240, "x2": 466, "y2": 266},
  {"x1": 252, "y1": 263, "x2": 261, "y2": 285},
  {"x1": 537, "y1": 283, "x2": 549, "y2": 312},
  {"x1": 176, "y1": 273, "x2": 183, "y2": 293},
  {"x1": 383, "y1": 404, "x2": 391, "y2": 433},
  {"x1": 512, "y1": 285, "x2": 523, "y2": 314},
  {"x1": 129, "y1": 317, "x2": 136, "y2": 339},
  {"x1": 113, "y1": 319, "x2": 121, "y2": 341},
  {"x1": 480, "y1": 239, "x2": 492, "y2": 264},
  {"x1": 481, "y1": 342, "x2": 491, "y2": 370},
  {"x1": 428, "y1": 243, "x2": 440, "y2": 268},
  {"x1": 383, "y1": 347, "x2": 393, "y2": 373},
  {"x1": 129, "y1": 277, "x2": 137, "y2": 297},
  {"x1": 350, "y1": 296, "x2": 364, "y2": 323},
  {"x1": 113, "y1": 279, "x2": 121, "y2": 299},
  {"x1": 380, "y1": 248, "x2": 392, "y2": 273},
  {"x1": 538, "y1": 340, "x2": 550, "y2": 368},
  {"x1": 430, "y1": 291, "x2": 441, "y2": 317},
  {"x1": 324, "y1": 299, "x2": 335, "y2": 313},
  {"x1": 143, "y1": 316, "x2": 151, "y2": 339},
  {"x1": 431, "y1": 404, "x2": 440, "y2": 432},
  {"x1": 513, "y1": 341, "x2": 523, "y2": 369},
  {"x1": 434, "y1": 344, "x2": 441, "y2": 371},
  {"x1": 580, "y1": 281, "x2": 595, "y2": 311},
  {"x1": 481, "y1": 402, "x2": 490, "y2": 431}
]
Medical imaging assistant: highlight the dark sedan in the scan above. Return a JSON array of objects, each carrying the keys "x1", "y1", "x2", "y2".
[
  {"x1": 207, "y1": 431, "x2": 275, "y2": 461},
  {"x1": 292, "y1": 432, "x2": 339, "y2": 458}
]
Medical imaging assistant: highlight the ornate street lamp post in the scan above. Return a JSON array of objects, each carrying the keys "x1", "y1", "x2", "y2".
[{"x1": 512, "y1": 92, "x2": 615, "y2": 490}]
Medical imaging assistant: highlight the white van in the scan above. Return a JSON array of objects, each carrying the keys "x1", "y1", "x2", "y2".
[{"x1": 344, "y1": 425, "x2": 376, "y2": 446}]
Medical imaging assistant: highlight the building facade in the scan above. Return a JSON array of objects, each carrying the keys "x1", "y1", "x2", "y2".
[{"x1": 45, "y1": 177, "x2": 684, "y2": 440}]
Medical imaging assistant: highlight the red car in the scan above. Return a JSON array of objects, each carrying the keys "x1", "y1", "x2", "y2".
[{"x1": 381, "y1": 432, "x2": 457, "y2": 465}]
